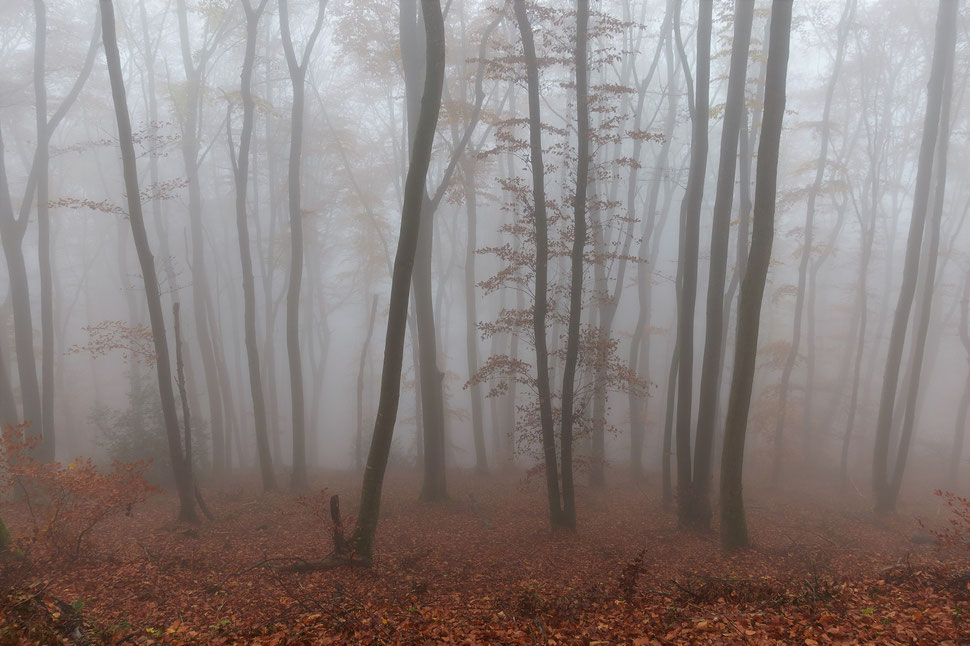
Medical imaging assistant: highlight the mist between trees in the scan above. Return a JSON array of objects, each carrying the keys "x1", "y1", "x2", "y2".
[{"x1": 0, "y1": 0, "x2": 969, "y2": 566}]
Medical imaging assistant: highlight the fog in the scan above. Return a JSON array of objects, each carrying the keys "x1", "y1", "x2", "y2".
[{"x1": 1, "y1": 0, "x2": 969, "y2": 549}]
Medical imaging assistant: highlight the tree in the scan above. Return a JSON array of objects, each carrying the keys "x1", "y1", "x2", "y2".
[
  {"x1": 99, "y1": 0, "x2": 198, "y2": 523},
  {"x1": 627, "y1": 1, "x2": 677, "y2": 482},
  {"x1": 173, "y1": 0, "x2": 233, "y2": 474},
  {"x1": 229, "y1": 0, "x2": 277, "y2": 492},
  {"x1": 687, "y1": 0, "x2": 754, "y2": 529},
  {"x1": 556, "y1": 0, "x2": 590, "y2": 528},
  {"x1": 350, "y1": 0, "x2": 445, "y2": 562},
  {"x1": 356, "y1": 296, "x2": 379, "y2": 470},
  {"x1": 398, "y1": 0, "x2": 448, "y2": 502},
  {"x1": 513, "y1": 0, "x2": 564, "y2": 530},
  {"x1": 771, "y1": 0, "x2": 855, "y2": 481},
  {"x1": 0, "y1": 6, "x2": 99, "y2": 462},
  {"x1": 872, "y1": 0, "x2": 957, "y2": 514},
  {"x1": 673, "y1": 0, "x2": 712, "y2": 527},
  {"x1": 947, "y1": 272, "x2": 970, "y2": 487},
  {"x1": 720, "y1": 0, "x2": 793, "y2": 552},
  {"x1": 280, "y1": 0, "x2": 328, "y2": 491}
]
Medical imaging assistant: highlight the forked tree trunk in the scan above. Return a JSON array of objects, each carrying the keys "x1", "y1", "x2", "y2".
[
  {"x1": 688, "y1": 0, "x2": 753, "y2": 530},
  {"x1": 280, "y1": 0, "x2": 327, "y2": 491},
  {"x1": 720, "y1": 0, "x2": 793, "y2": 552},
  {"x1": 672, "y1": 0, "x2": 712, "y2": 526},
  {"x1": 0, "y1": 6, "x2": 98, "y2": 461}
]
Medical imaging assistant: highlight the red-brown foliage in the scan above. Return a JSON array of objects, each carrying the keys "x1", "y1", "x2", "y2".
[
  {"x1": 1, "y1": 470, "x2": 968, "y2": 644},
  {"x1": 0, "y1": 423, "x2": 158, "y2": 562}
]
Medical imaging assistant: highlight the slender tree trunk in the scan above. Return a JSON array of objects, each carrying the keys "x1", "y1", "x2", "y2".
[
  {"x1": 557, "y1": 0, "x2": 590, "y2": 527},
  {"x1": 887, "y1": 47, "x2": 953, "y2": 506},
  {"x1": 280, "y1": 0, "x2": 327, "y2": 490},
  {"x1": 673, "y1": 0, "x2": 712, "y2": 526},
  {"x1": 0, "y1": 342, "x2": 17, "y2": 427},
  {"x1": 947, "y1": 276, "x2": 970, "y2": 488},
  {"x1": 350, "y1": 0, "x2": 444, "y2": 562},
  {"x1": 628, "y1": 9, "x2": 676, "y2": 480},
  {"x1": 772, "y1": 0, "x2": 854, "y2": 482},
  {"x1": 462, "y1": 159, "x2": 487, "y2": 473},
  {"x1": 688, "y1": 0, "x2": 753, "y2": 530},
  {"x1": 0, "y1": 203, "x2": 39, "y2": 441},
  {"x1": 229, "y1": 0, "x2": 276, "y2": 491},
  {"x1": 720, "y1": 0, "x2": 792, "y2": 552},
  {"x1": 873, "y1": 0, "x2": 956, "y2": 514},
  {"x1": 100, "y1": 0, "x2": 198, "y2": 523},
  {"x1": 514, "y1": 0, "x2": 563, "y2": 529},
  {"x1": 839, "y1": 214, "x2": 875, "y2": 486},
  {"x1": 173, "y1": 303, "x2": 194, "y2": 475},
  {"x1": 174, "y1": 0, "x2": 228, "y2": 474},
  {"x1": 398, "y1": 0, "x2": 448, "y2": 502},
  {"x1": 0, "y1": 9, "x2": 98, "y2": 458},
  {"x1": 357, "y1": 296, "x2": 379, "y2": 470},
  {"x1": 34, "y1": 0, "x2": 55, "y2": 461}
]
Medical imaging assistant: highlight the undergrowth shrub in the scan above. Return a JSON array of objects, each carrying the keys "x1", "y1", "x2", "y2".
[
  {"x1": 927, "y1": 489, "x2": 970, "y2": 548},
  {"x1": 0, "y1": 423, "x2": 158, "y2": 561},
  {"x1": 89, "y1": 369, "x2": 207, "y2": 485}
]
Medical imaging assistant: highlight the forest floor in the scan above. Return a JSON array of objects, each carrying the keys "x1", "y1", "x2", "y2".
[{"x1": 1, "y1": 467, "x2": 969, "y2": 644}]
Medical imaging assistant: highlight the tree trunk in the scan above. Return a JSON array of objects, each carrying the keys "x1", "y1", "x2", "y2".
[
  {"x1": 872, "y1": 0, "x2": 956, "y2": 514},
  {"x1": 688, "y1": 0, "x2": 753, "y2": 530},
  {"x1": 349, "y1": 0, "x2": 444, "y2": 562},
  {"x1": 628, "y1": 7, "x2": 676, "y2": 481},
  {"x1": 100, "y1": 0, "x2": 198, "y2": 523},
  {"x1": 357, "y1": 296, "x2": 379, "y2": 471},
  {"x1": 462, "y1": 158, "x2": 487, "y2": 474},
  {"x1": 514, "y1": 0, "x2": 563, "y2": 529},
  {"x1": 947, "y1": 275, "x2": 970, "y2": 488},
  {"x1": 280, "y1": 0, "x2": 327, "y2": 491},
  {"x1": 673, "y1": 0, "x2": 712, "y2": 526},
  {"x1": 0, "y1": 337, "x2": 18, "y2": 427},
  {"x1": 886, "y1": 41, "x2": 953, "y2": 507},
  {"x1": 557, "y1": 0, "x2": 589, "y2": 527},
  {"x1": 398, "y1": 0, "x2": 448, "y2": 502},
  {"x1": 33, "y1": 0, "x2": 55, "y2": 462},
  {"x1": 771, "y1": 0, "x2": 854, "y2": 482},
  {"x1": 0, "y1": 147, "x2": 41, "y2": 448},
  {"x1": 720, "y1": 0, "x2": 792, "y2": 552},
  {"x1": 230, "y1": 0, "x2": 276, "y2": 492},
  {"x1": 173, "y1": 0, "x2": 228, "y2": 475}
]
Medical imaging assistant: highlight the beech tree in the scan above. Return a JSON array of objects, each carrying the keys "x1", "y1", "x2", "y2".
[
  {"x1": 99, "y1": 0, "x2": 197, "y2": 523},
  {"x1": 350, "y1": 0, "x2": 445, "y2": 561},
  {"x1": 511, "y1": 0, "x2": 563, "y2": 529},
  {"x1": 720, "y1": 0, "x2": 793, "y2": 552},
  {"x1": 229, "y1": 0, "x2": 277, "y2": 492},
  {"x1": 872, "y1": 0, "x2": 957, "y2": 514},
  {"x1": 686, "y1": 0, "x2": 754, "y2": 530},
  {"x1": 672, "y1": 0, "x2": 711, "y2": 527},
  {"x1": 279, "y1": 0, "x2": 328, "y2": 490}
]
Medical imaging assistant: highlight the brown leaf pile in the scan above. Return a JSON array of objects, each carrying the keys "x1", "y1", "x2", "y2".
[{"x1": 2, "y1": 471, "x2": 968, "y2": 644}]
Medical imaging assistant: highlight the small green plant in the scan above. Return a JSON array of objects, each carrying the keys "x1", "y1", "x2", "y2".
[{"x1": 861, "y1": 607, "x2": 876, "y2": 617}]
